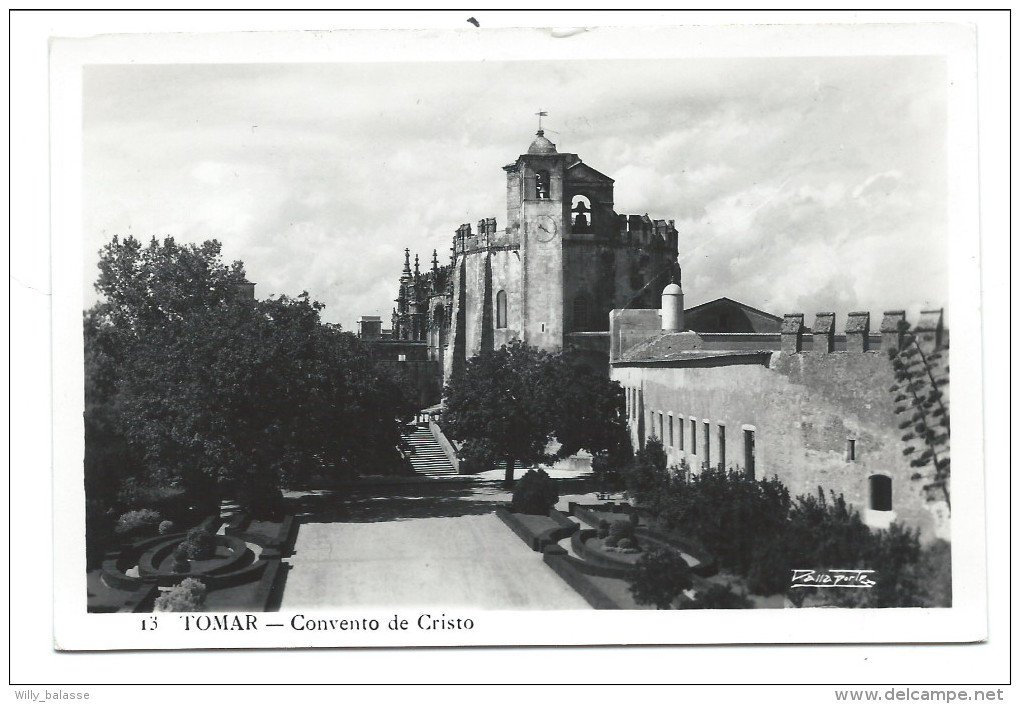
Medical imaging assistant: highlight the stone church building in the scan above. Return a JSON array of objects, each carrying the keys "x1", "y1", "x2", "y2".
[
  {"x1": 363, "y1": 127, "x2": 782, "y2": 407},
  {"x1": 373, "y1": 129, "x2": 686, "y2": 392}
]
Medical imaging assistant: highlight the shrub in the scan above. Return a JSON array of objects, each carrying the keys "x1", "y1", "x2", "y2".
[
  {"x1": 596, "y1": 519, "x2": 610, "y2": 539},
  {"x1": 656, "y1": 466, "x2": 791, "y2": 577},
  {"x1": 114, "y1": 509, "x2": 162, "y2": 536},
  {"x1": 158, "y1": 520, "x2": 175, "y2": 535},
  {"x1": 916, "y1": 539, "x2": 952, "y2": 608},
  {"x1": 624, "y1": 439, "x2": 669, "y2": 512},
  {"x1": 679, "y1": 583, "x2": 754, "y2": 610},
  {"x1": 616, "y1": 537, "x2": 640, "y2": 552},
  {"x1": 117, "y1": 479, "x2": 206, "y2": 524},
  {"x1": 629, "y1": 547, "x2": 693, "y2": 609},
  {"x1": 746, "y1": 532, "x2": 793, "y2": 596},
  {"x1": 154, "y1": 578, "x2": 206, "y2": 612},
  {"x1": 820, "y1": 521, "x2": 926, "y2": 609},
  {"x1": 180, "y1": 528, "x2": 216, "y2": 560},
  {"x1": 510, "y1": 469, "x2": 558, "y2": 516},
  {"x1": 171, "y1": 547, "x2": 190, "y2": 574},
  {"x1": 609, "y1": 520, "x2": 634, "y2": 538}
]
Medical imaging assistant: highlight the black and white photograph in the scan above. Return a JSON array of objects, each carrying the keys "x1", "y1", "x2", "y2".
[{"x1": 16, "y1": 10, "x2": 1009, "y2": 693}]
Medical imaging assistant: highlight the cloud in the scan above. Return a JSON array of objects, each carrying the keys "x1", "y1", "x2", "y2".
[{"x1": 83, "y1": 55, "x2": 949, "y2": 332}]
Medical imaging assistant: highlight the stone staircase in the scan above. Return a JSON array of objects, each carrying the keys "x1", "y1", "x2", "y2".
[{"x1": 404, "y1": 426, "x2": 458, "y2": 477}]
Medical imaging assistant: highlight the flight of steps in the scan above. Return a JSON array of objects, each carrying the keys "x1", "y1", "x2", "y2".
[{"x1": 404, "y1": 426, "x2": 458, "y2": 477}]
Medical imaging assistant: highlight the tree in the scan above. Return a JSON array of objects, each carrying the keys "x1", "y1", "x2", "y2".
[
  {"x1": 85, "y1": 235, "x2": 408, "y2": 521},
  {"x1": 552, "y1": 363, "x2": 630, "y2": 460},
  {"x1": 442, "y1": 341, "x2": 559, "y2": 487},
  {"x1": 441, "y1": 341, "x2": 629, "y2": 487}
]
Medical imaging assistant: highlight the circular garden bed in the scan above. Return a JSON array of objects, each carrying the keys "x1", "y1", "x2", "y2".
[{"x1": 102, "y1": 532, "x2": 267, "y2": 590}]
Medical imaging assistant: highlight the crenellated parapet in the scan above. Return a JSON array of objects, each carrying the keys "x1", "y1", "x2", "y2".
[
  {"x1": 453, "y1": 218, "x2": 516, "y2": 256},
  {"x1": 778, "y1": 309, "x2": 946, "y2": 354},
  {"x1": 611, "y1": 213, "x2": 678, "y2": 252}
]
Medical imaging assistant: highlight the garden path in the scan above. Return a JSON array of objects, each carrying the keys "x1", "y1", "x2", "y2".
[{"x1": 279, "y1": 484, "x2": 593, "y2": 610}]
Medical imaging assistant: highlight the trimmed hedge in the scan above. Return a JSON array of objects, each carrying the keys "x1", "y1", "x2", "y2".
[{"x1": 495, "y1": 507, "x2": 578, "y2": 553}]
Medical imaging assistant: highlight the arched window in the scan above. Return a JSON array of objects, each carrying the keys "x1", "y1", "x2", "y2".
[
  {"x1": 433, "y1": 305, "x2": 446, "y2": 346},
  {"x1": 496, "y1": 290, "x2": 508, "y2": 329},
  {"x1": 535, "y1": 170, "x2": 550, "y2": 199},
  {"x1": 573, "y1": 293, "x2": 590, "y2": 331},
  {"x1": 571, "y1": 195, "x2": 592, "y2": 232},
  {"x1": 869, "y1": 475, "x2": 892, "y2": 512}
]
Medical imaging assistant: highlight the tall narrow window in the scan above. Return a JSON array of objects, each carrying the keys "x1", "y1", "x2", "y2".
[
  {"x1": 677, "y1": 414, "x2": 684, "y2": 450},
  {"x1": 718, "y1": 425, "x2": 726, "y2": 467},
  {"x1": 869, "y1": 475, "x2": 892, "y2": 512},
  {"x1": 846, "y1": 438, "x2": 857, "y2": 461},
  {"x1": 668, "y1": 414, "x2": 674, "y2": 447},
  {"x1": 690, "y1": 419, "x2": 697, "y2": 455},
  {"x1": 496, "y1": 290, "x2": 507, "y2": 329},
  {"x1": 658, "y1": 412, "x2": 664, "y2": 441},
  {"x1": 649, "y1": 411, "x2": 655, "y2": 440},
  {"x1": 744, "y1": 428, "x2": 756, "y2": 479},
  {"x1": 703, "y1": 422, "x2": 711, "y2": 467}
]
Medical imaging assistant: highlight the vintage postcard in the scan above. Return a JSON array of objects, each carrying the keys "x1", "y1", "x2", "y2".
[{"x1": 41, "y1": 16, "x2": 991, "y2": 665}]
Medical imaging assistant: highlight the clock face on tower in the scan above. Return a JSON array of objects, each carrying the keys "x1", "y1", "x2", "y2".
[{"x1": 535, "y1": 214, "x2": 558, "y2": 243}]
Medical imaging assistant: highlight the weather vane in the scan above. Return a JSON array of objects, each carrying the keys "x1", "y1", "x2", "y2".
[{"x1": 536, "y1": 110, "x2": 548, "y2": 131}]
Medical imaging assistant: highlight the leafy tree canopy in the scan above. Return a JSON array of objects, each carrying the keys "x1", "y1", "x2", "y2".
[
  {"x1": 441, "y1": 340, "x2": 628, "y2": 487},
  {"x1": 85, "y1": 236, "x2": 409, "y2": 519}
]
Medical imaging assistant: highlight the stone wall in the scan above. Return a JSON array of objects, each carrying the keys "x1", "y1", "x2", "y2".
[{"x1": 612, "y1": 341, "x2": 950, "y2": 543}]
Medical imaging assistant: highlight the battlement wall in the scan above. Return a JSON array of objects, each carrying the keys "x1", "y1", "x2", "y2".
[
  {"x1": 613, "y1": 308, "x2": 947, "y2": 361},
  {"x1": 564, "y1": 213, "x2": 677, "y2": 252},
  {"x1": 778, "y1": 309, "x2": 946, "y2": 355},
  {"x1": 453, "y1": 219, "x2": 519, "y2": 256}
]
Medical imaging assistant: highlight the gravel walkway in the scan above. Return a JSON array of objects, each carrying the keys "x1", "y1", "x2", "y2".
[{"x1": 281, "y1": 511, "x2": 591, "y2": 610}]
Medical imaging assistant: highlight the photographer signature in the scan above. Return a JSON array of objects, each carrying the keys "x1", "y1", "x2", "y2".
[{"x1": 790, "y1": 569, "x2": 876, "y2": 588}]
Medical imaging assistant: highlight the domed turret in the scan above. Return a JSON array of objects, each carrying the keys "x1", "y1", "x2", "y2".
[
  {"x1": 661, "y1": 281, "x2": 684, "y2": 331},
  {"x1": 527, "y1": 129, "x2": 557, "y2": 155}
]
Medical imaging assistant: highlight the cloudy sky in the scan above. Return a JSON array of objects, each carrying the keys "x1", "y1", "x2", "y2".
[{"x1": 82, "y1": 35, "x2": 949, "y2": 332}]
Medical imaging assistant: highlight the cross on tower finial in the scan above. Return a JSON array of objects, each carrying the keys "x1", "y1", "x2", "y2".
[{"x1": 536, "y1": 110, "x2": 548, "y2": 132}]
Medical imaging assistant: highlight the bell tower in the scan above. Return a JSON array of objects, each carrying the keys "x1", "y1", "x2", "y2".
[{"x1": 503, "y1": 122, "x2": 569, "y2": 351}]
